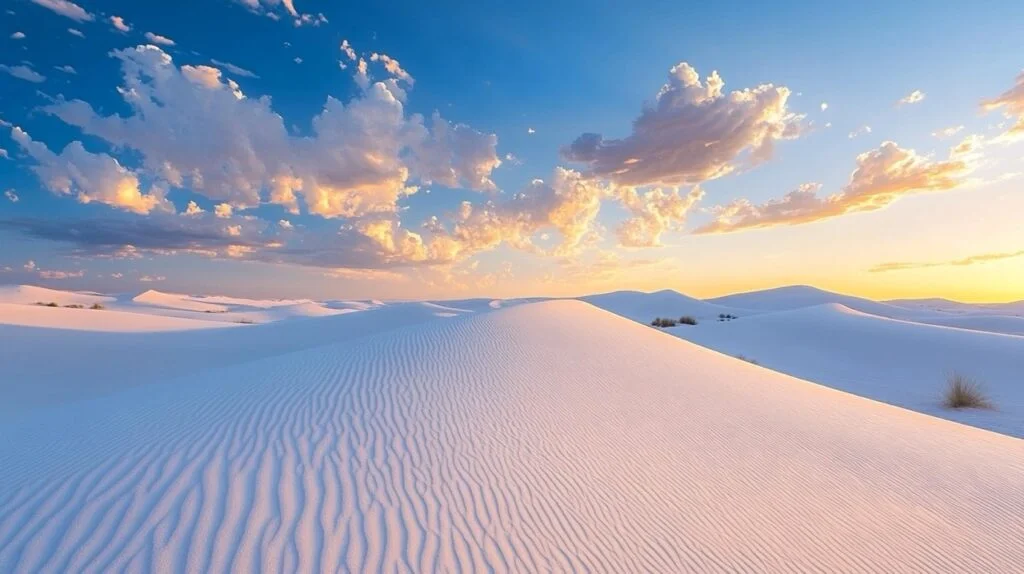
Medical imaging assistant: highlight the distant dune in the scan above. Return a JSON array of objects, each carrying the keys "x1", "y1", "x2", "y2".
[{"x1": 1, "y1": 300, "x2": 1022, "y2": 572}]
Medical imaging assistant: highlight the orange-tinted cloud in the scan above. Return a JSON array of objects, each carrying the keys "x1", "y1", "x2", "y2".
[
  {"x1": 869, "y1": 250, "x2": 1024, "y2": 273},
  {"x1": 982, "y1": 71, "x2": 1024, "y2": 142},
  {"x1": 695, "y1": 139, "x2": 975, "y2": 234}
]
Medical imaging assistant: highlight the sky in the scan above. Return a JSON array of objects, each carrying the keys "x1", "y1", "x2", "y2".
[{"x1": 1, "y1": 0, "x2": 1023, "y2": 302}]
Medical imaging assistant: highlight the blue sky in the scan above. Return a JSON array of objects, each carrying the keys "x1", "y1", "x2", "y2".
[{"x1": 2, "y1": 0, "x2": 1023, "y2": 300}]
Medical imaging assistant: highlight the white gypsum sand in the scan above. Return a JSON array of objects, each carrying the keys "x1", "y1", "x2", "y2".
[{"x1": 0, "y1": 301, "x2": 1022, "y2": 572}]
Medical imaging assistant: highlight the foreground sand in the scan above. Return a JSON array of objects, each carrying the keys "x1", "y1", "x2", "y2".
[{"x1": 1, "y1": 301, "x2": 1021, "y2": 572}]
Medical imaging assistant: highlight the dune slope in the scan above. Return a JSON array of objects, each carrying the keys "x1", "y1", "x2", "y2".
[
  {"x1": 1, "y1": 301, "x2": 1022, "y2": 573},
  {"x1": 672, "y1": 303, "x2": 1024, "y2": 437}
]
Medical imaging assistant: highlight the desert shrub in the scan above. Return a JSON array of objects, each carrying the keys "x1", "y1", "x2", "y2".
[
  {"x1": 90, "y1": 303, "x2": 105, "y2": 310},
  {"x1": 651, "y1": 317, "x2": 679, "y2": 328},
  {"x1": 236, "y1": 318, "x2": 256, "y2": 324},
  {"x1": 37, "y1": 301, "x2": 60, "y2": 307},
  {"x1": 943, "y1": 373, "x2": 993, "y2": 409},
  {"x1": 678, "y1": 315, "x2": 698, "y2": 325},
  {"x1": 64, "y1": 304, "x2": 84, "y2": 309},
  {"x1": 735, "y1": 354, "x2": 759, "y2": 365}
]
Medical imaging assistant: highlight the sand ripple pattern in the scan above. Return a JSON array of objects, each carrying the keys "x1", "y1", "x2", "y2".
[{"x1": 1, "y1": 301, "x2": 1023, "y2": 572}]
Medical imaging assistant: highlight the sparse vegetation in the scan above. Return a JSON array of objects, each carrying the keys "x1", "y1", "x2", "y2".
[
  {"x1": 735, "y1": 354, "x2": 759, "y2": 365},
  {"x1": 651, "y1": 317, "x2": 678, "y2": 328},
  {"x1": 943, "y1": 373, "x2": 993, "y2": 410},
  {"x1": 64, "y1": 304, "x2": 84, "y2": 309},
  {"x1": 90, "y1": 303, "x2": 105, "y2": 310},
  {"x1": 717, "y1": 313, "x2": 738, "y2": 322},
  {"x1": 678, "y1": 315, "x2": 698, "y2": 325},
  {"x1": 35, "y1": 301, "x2": 60, "y2": 307},
  {"x1": 236, "y1": 318, "x2": 256, "y2": 324}
]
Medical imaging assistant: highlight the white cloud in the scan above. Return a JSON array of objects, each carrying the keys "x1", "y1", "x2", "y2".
[
  {"x1": 214, "y1": 203, "x2": 233, "y2": 218},
  {"x1": 527, "y1": 127, "x2": 536, "y2": 134},
  {"x1": 932, "y1": 125, "x2": 964, "y2": 139},
  {"x1": 183, "y1": 200, "x2": 205, "y2": 216},
  {"x1": 982, "y1": 71, "x2": 1024, "y2": 142},
  {"x1": 1, "y1": 64, "x2": 45, "y2": 83},
  {"x1": 210, "y1": 59, "x2": 259, "y2": 78},
  {"x1": 43, "y1": 44, "x2": 501, "y2": 219},
  {"x1": 30, "y1": 0, "x2": 93, "y2": 22},
  {"x1": 110, "y1": 15, "x2": 131, "y2": 32},
  {"x1": 4, "y1": 189, "x2": 18, "y2": 203},
  {"x1": 616, "y1": 185, "x2": 704, "y2": 247},
  {"x1": 278, "y1": 219, "x2": 293, "y2": 229},
  {"x1": 144, "y1": 32, "x2": 176, "y2": 46},
  {"x1": 820, "y1": 102, "x2": 828, "y2": 111},
  {"x1": 898, "y1": 90, "x2": 926, "y2": 106},
  {"x1": 39, "y1": 269, "x2": 85, "y2": 279},
  {"x1": 23, "y1": 260, "x2": 36, "y2": 271},
  {"x1": 562, "y1": 62, "x2": 803, "y2": 187},
  {"x1": 293, "y1": 57, "x2": 303, "y2": 64},
  {"x1": 11, "y1": 126, "x2": 170, "y2": 214},
  {"x1": 67, "y1": 28, "x2": 85, "y2": 38},
  {"x1": 0, "y1": 149, "x2": 7, "y2": 159},
  {"x1": 10, "y1": 32, "x2": 26, "y2": 39},
  {"x1": 697, "y1": 140, "x2": 977, "y2": 233},
  {"x1": 370, "y1": 53, "x2": 414, "y2": 85},
  {"x1": 139, "y1": 275, "x2": 166, "y2": 282},
  {"x1": 848, "y1": 125, "x2": 872, "y2": 139},
  {"x1": 55, "y1": 65, "x2": 76, "y2": 74},
  {"x1": 340, "y1": 40, "x2": 357, "y2": 61}
]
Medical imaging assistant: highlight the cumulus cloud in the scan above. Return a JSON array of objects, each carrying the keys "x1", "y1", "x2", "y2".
[
  {"x1": 214, "y1": 203, "x2": 233, "y2": 218},
  {"x1": 67, "y1": 28, "x2": 85, "y2": 38},
  {"x1": 110, "y1": 15, "x2": 131, "y2": 32},
  {"x1": 616, "y1": 186, "x2": 704, "y2": 247},
  {"x1": 30, "y1": 0, "x2": 93, "y2": 22},
  {"x1": 426, "y1": 167, "x2": 610, "y2": 259},
  {"x1": 0, "y1": 149, "x2": 7, "y2": 159},
  {"x1": 144, "y1": 32, "x2": 176, "y2": 46},
  {"x1": 43, "y1": 44, "x2": 500, "y2": 218},
  {"x1": 11, "y1": 32, "x2": 26, "y2": 39},
  {"x1": 1, "y1": 64, "x2": 46, "y2": 83},
  {"x1": 55, "y1": 65, "x2": 76, "y2": 74},
  {"x1": 898, "y1": 90, "x2": 926, "y2": 105},
  {"x1": 183, "y1": 201, "x2": 205, "y2": 216},
  {"x1": 139, "y1": 275, "x2": 165, "y2": 282},
  {"x1": 869, "y1": 249, "x2": 1024, "y2": 273},
  {"x1": 982, "y1": 71, "x2": 1024, "y2": 142},
  {"x1": 562, "y1": 62, "x2": 803, "y2": 187},
  {"x1": 340, "y1": 40, "x2": 357, "y2": 62},
  {"x1": 820, "y1": 102, "x2": 828, "y2": 111},
  {"x1": 11, "y1": 126, "x2": 170, "y2": 214},
  {"x1": 696, "y1": 140, "x2": 975, "y2": 234},
  {"x1": 5, "y1": 189, "x2": 18, "y2": 203}
]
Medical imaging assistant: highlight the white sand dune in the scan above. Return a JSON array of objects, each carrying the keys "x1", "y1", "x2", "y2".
[
  {"x1": 706, "y1": 284, "x2": 1024, "y2": 336},
  {"x1": 581, "y1": 289, "x2": 742, "y2": 322},
  {"x1": 0, "y1": 302, "x2": 469, "y2": 413},
  {"x1": 707, "y1": 284, "x2": 925, "y2": 320},
  {"x1": 670, "y1": 302, "x2": 1024, "y2": 437},
  {"x1": 0, "y1": 284, "x2": 114, "y2": 307},
  {"x1": 1, "y1": 301, "x2": 1022, "y2": 573},
  {"x1": 132, "y1": 289, "x2": 232, "y2": 313},
  {"x1": 0, "y1": 303, "x2": 237, "y2": 333}
]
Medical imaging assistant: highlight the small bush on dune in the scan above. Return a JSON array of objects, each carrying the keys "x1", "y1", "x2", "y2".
[
  {"x1": 35, "y1": 301, "x2": 60, "y2": 307},
  {"x1": 650, "y1": 317, "x2": 679, "y2": 328},
  {"x1": 65, "y1": 304, "x2": 84, "y2": 309},
  {"x1": 943, "y1": 373, "x2": 993, "y2": 410},
  {"x1": 678, "y1": 316, "x2": 698, "y2": 325},
  {"x1": 735, "y1": 354, "x2": 759, "y2": 365},
  {"x1": 236, "y1": 318, "x2": 256, "y2": 324},
  {"x1": 90, "y1": 303, "x2": 105, "y2": 310}
]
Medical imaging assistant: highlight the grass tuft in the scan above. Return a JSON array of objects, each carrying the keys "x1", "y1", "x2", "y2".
[{"x1": 943, "y1": 373, "x2": 993, "y2": 410}]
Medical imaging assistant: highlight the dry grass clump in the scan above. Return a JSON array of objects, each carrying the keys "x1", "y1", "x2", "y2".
[
  {"x1": 735, "y1": 354, "x2": 759, "y2": 365},
  {"x1": 943, "y1": 373, "x2": 993, "y2": 410},
  {"x1": 678, "y1": 315, "x2": 698, "y2": 325},
  {"x1": 90, "y1": 303, "x2": 105, "y2": 310},
  {"x1": 651, "y1": 317, "x2": 678, "y2": 328},
  {"x1": 35, "y1": 301, "x2": 59, "y2": 307}
]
